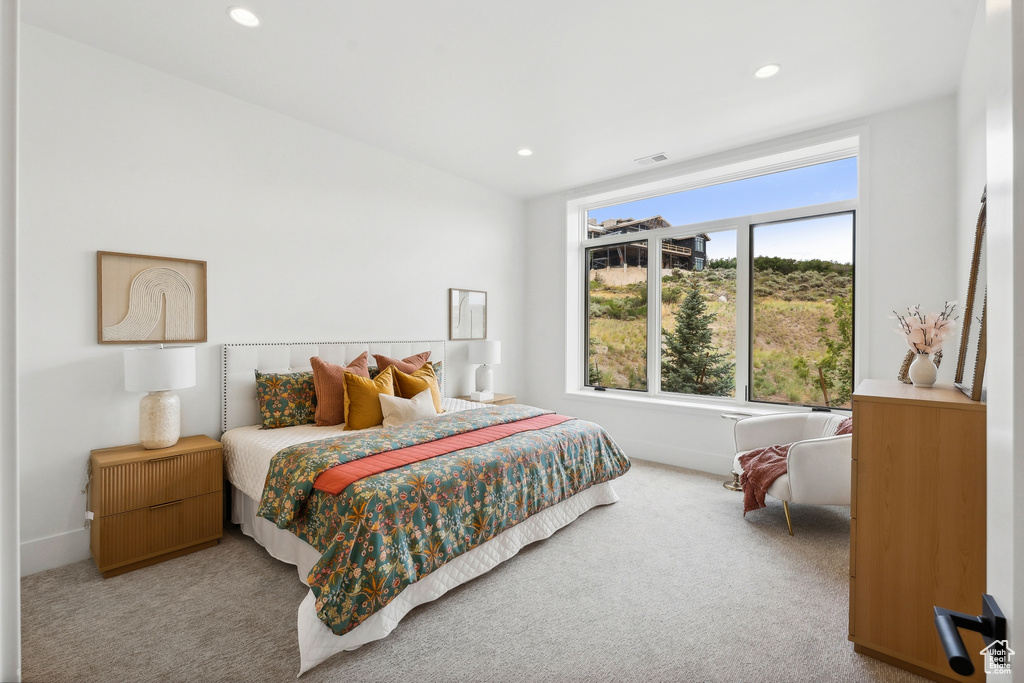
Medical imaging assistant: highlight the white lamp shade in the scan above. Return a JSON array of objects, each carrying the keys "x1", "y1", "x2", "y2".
[
  {"x1": 124, "y1": 346, "x2": 196, "y2": 392},
  {"x1": 469, "y1": 340, "x2": 501, "y2": 365}
]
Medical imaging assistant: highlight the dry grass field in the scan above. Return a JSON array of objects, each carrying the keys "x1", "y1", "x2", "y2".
[{"x1": 588, "y1": 264, "x2": 850, "y2": 407}]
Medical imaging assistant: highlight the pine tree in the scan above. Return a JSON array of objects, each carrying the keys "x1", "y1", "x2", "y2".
[{"x1": 661, "y1": 284, "x2": 733, "y2": 395}]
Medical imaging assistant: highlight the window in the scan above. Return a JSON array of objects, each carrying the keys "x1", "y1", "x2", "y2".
[
  {"x1": 577, "y1": 148, "x2": 857, "y2": 409},
  {"x1": 750, "y1": 213, "x2": 854, "y2": 408},
  {"x1": 587, "y1": 242, "x2": 647, "y2": 390}
]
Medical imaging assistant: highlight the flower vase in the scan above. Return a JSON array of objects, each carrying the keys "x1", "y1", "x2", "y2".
[{"x1": 908, "y1": 352, "x2": 937, "y2": 388}]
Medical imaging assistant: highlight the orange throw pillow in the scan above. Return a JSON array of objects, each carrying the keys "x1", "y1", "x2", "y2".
[
  {"x1": 394, "y1": 363, "x2": 443, "y2": 413},
  {"x1": 310, "y1": 353, "x2": 370, "y2": 426},
  {"x1": 343, "y1": 365, "x2": 395, "y2": 430},
  {"x1": 373, "y1": 351, "x2": 431, "y2": 375}
]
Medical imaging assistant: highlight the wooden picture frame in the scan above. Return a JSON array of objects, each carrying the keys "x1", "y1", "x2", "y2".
[
  {"x1": 97, "y1": 251, "x2": 207, "y2": 344},
  {"x1": 954, "y1": 189, "x2": 987, "y2": 401},
  {"x1": 448, "y1": 288, "x2": 487, "y2": 340}
]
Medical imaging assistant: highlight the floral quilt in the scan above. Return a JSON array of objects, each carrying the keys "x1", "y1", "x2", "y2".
[{"x1": 257, "y1": 404, "x2": 630, "y2": 636}]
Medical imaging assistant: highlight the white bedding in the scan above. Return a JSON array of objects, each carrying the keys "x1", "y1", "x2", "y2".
[
  {"x1": 223, "y1": 395, "x2": 620, "y2": 674},
  {"x1": 222, "y1": 396, "x2": 483, "y2": 502}
]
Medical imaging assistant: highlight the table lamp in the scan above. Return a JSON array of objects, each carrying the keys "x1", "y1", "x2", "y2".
[
  {"x1": 469, "y1": 340, "x2": 500, "y2": 401},
  {"x1": 124, "y1": 345, "x2": 196, "y2": 449}
]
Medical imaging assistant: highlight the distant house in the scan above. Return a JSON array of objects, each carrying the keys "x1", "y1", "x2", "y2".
[{"x1": 587, "y1": 216, "x2": 709, "y2": 271}]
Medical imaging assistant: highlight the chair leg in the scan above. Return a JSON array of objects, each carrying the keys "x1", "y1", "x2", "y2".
[{"x1": 783, "y1": 501, "x2": 794, "y2": 536}]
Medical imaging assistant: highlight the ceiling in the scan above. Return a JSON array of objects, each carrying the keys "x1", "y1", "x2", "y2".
[{"x1": 22, "y1": 0, "x2": 978, "y2": 199}]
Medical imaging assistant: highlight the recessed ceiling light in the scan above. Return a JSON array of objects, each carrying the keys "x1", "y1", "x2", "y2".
[
  {"x1": 754, "y1": 64, "x2": 781, "y2": 79},
  {"x1": 518, "y1": 149, "x2": 533, "y2": 157},
  {"x1": 228, "y1": 7, "x2": 261, "y2": 28}
]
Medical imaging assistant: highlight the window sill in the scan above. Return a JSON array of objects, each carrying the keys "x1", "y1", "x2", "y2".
[{"x1": 564, "y1": 388, "x2": 851, "y2": 418}]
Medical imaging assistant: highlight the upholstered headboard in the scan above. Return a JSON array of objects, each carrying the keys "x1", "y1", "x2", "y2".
[{"x1": 221, "y1": 340, "x2": 447, "y2": 433}]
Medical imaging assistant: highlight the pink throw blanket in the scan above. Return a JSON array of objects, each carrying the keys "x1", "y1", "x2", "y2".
[
  {"x1": 313, "y1": 413, "x2": 573, "y2": 495},
  {"x1": 738, "y1": 444, "x2": 792, "y2": 514}
]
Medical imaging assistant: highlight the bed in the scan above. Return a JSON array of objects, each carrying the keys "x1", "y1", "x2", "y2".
[{"x1": 220, "y1": 341, "x2": 630, "y2": 675}]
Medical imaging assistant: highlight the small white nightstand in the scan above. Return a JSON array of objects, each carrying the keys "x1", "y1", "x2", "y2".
[{"x1": 456, "y1": 393, "x2": 516, "y2": 406}]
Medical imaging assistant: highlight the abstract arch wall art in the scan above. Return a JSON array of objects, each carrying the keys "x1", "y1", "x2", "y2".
[{"x1": 97, "y1": 252, "x2": 207, "y2": 344}]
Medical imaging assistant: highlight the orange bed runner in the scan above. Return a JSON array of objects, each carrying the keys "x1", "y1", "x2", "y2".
[{"x1": 313, "y1": 413, "x2": 574, "y2": 495}]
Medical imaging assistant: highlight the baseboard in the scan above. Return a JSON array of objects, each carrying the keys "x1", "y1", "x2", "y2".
[
  {"x1": 20, "y1": 527, "x2": 90, "y2": 577},
  {"x1": 619, "y1": 437, "x2": 733, "y2": 476}
]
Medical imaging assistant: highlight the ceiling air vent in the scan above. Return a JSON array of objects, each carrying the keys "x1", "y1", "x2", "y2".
[{"x1": 635, "y1": 153, "x2": 668, "y2": 166}]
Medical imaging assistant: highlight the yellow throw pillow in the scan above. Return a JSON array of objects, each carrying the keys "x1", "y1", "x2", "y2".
[
  {"x1": 343, "y1": 365, "x2": 395, "y2": 430},
  {"x1": 394, "y1": 363, "x2": 443, "y2": 414}
]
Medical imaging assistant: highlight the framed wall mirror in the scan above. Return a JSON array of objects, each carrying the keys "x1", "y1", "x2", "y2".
[
  {"x1": 449, "y1": 288, "x2": 487, "y2": 340},
  {"x1": 954, "y1": 188, "x2": 987, "y2": 401}
]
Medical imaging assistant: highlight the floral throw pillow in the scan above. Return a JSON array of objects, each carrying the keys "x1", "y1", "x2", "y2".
[{"x1": 255, "y1": 370, "x2": 317, "y2": 429}]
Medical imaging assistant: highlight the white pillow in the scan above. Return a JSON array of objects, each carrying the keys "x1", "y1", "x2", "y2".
[{"x1": 380, "y1": 389, "x2": 437, "y2": 427}]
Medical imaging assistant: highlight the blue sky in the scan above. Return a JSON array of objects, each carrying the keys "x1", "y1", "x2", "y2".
[
  {"x1": 589, "y1": 157, "x2": 857, "y2": 263},
  {"x1": 751, "y1": 214, "x2": 853, "y2": 262}
]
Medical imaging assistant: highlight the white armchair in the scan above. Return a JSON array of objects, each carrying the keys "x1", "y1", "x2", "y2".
[{"x1": 732, "y1": 412, "x2": 852, "y2": 535}]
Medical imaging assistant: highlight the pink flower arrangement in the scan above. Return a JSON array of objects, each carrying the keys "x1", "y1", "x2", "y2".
[{"x1": 893, "y1": 302, "x2": 957, "y2": 354}]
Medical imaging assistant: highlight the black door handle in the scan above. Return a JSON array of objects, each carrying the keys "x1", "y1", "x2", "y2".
[{"x1": 933, "y1": 594, "x2": 1006, "y2": 676}]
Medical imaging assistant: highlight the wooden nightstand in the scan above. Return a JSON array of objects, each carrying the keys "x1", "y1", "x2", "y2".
[
  {"x1": 455, "y1": 393, "x2": 516, "y2": 405},
  {"x1": 88, "y1": 435, "x2": 223, "y2": 578}
]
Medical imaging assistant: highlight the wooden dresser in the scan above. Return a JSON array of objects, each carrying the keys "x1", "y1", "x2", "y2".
[
  {"x1": 89, "y1": 435, "x2": 223, "y2": 578},
  {"x1": 849, "y1": 380, "x2": 986, "y2": 682}
]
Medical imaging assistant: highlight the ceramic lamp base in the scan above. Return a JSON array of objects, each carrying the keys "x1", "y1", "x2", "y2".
[
  {"x1": 139, "y1": 390, "x2": 181, "y2": 449},
  {"x1": 475, "y1": 363, "x2": 494, "y2": 394},
  {"x1": 470, "y1": 391, "x2": 495, "y2": 401}
]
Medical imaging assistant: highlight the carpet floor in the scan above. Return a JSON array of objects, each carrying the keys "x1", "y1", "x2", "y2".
[{"x1": 21, "y1": 460, "x2": 927, "y2": 682}]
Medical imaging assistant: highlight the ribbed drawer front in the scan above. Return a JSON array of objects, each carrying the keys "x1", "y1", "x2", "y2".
[
  {"x1": 95, "y1": 448, "x2": 222, "y2": 515},
  {"x1": 94, "y1": 491, "x2": 222, "y2": 570}
]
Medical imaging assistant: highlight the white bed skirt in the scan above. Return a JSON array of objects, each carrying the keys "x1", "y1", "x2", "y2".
[{"x1": 231, "y1": 482, "x2": 620, "y2": 676}]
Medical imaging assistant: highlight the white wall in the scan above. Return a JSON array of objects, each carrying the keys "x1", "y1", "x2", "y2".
[
  {"x1": 17, "y1": 26, "x2": 526, "y2": 575},
  {"x1": 957, "y1": 1, "x2": 988, "y2": 290},
  {"x1": 982, "y1": 0, "x2": 1023, "y2": 655},
  {"x1": 523, "y1": 96, "x2": 959, "y2": 475},
  {"x1": 1, "y1": 2, "x2": 20, "y2": 680},
  {"x1": 858, "y1": 99, "x2": 960, "y2": 378}
]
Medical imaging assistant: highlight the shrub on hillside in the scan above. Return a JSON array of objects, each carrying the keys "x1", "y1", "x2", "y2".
[
  {"x1": 588, "y1": 294, "x2": 646, "y2": 320},
  {"x1": 662, "y1": 285, "x2": 684, "y2": 305}
]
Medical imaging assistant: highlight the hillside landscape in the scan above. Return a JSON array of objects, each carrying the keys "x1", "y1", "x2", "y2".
[{"x1": 588, "y1": 259, "x2": 853, "y2": 408}]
